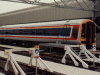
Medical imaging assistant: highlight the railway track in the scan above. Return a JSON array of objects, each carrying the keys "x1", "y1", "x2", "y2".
[
  {"x1": 0, "y1": 44, "x2": 100, "y2": 73},
  {"x1": 12, "y1": 49, "x2": 100, "y2": 72},
  {"x1": 13, "y1": 50, "x2": 100, "y2": 71},
  {"x1": 0, "y1": 57, "x2": 64, "y2": 75},
  {"x1": 0, "y1": 67, "x2": 13, "y2": 75}
]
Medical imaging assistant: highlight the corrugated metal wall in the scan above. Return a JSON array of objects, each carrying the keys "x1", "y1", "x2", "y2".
[{"x1": 0, "y1": 1, "x2": 94, "y2": 25}]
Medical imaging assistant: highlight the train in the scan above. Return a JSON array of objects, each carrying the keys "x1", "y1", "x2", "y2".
[{"x1": 0, "y1": 19, "x2": 96, "y2": 50}]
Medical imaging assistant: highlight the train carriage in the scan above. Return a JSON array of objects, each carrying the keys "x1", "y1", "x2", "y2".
[{"x1": 0, "y1": 19, "x2": 96, "y2": 50}]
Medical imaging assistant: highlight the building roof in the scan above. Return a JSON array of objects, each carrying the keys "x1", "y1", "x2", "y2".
[{"x1": 0, "y1": 0, "x2": 93, "y2": 25}]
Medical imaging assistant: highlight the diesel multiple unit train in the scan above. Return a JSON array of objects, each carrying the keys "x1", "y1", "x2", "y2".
[{"x1": 0, "y1": 19, "x2": 96, "y2": 50}]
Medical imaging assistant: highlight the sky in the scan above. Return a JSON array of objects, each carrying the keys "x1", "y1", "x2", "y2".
[{"x1": 0, "y1": 0, "x2": 60, "y2": 14}]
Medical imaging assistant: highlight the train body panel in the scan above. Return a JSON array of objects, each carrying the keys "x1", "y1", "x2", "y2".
[
  {"x1": 1, "y1": 35, "x2": 80, "y2": 44},
  {"x1": 1, "y1": 19, "x2": 83, "y2": 28}
]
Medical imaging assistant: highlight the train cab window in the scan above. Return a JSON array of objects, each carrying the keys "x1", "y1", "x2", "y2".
[
  {"x1": 36, "y1": 29, "x2": 42, "y2": 35},
  {"x1": 9, "y1": 30, "x2": 13, "y2": 34},
  {"x1": 14, "y1": 30, "x2": 18, "y2": 34},
  {"x1": 18, "y1": 30, "x2": 23, "y2": 35},
  {"x1": 52, "y1": 28, "x2": 59, "y2": 36},
  {"x1": 64, "y1": 28, "x2": 71, "y2": 36},
  {"x1": 30, "y1": 29, "x2": 35, "y2": 35},
  {"x1": 24, "y1": 29, "x2": 29, "y2": 35},
  {"x1": 44, "y1": 29, "x2": 50, "y2": 35},
  {"x1": 72, "y1": 28, "x2": 78, "y2": 38},
  {"x1": 81, "y1": 24, "x2": 85, "y2": 38}
]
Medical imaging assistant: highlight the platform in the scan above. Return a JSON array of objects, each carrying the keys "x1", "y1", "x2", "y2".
[{"x1": 0, "y1": 51, "x2": 100, "y2": 75}]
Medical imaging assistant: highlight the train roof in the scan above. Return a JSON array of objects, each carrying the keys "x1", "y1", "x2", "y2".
[{"x1": 0, "y1": 19, "x2": 87, "y2": 28}]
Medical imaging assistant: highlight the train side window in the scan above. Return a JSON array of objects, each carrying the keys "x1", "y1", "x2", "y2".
[
  {"x1": 18, "y1": 29, "x2": 23, "y2": 35},
  {"x1": 52, "y1": 28, "x2": 59, "y2": 36},
  {"x1": 44, "y1": 29, "x2": 50, "y2": 35},
  {"x1": 0, "y1": 30, "x2": 3, "y2": 34},
  {"x1": 9, "y1": 30, "x2": 13, "y2": 34},
  {"x1": 0, "y1": 30, "x2": 1, "y2": 34},
  {"x1": 81, "y1": 24, "x2": 85, "y2": 38},
  {"x1": 30, "y1": 29, "x2": 35, "y2": 35},
  {"x1": 24, "y1": 29, "x2": 29, "y2": 35},
  {"x1": 1, "y1": 30, "x2": 4, "y2": 34},
  {"x1": 72, "y1": 28, "x2": 78, "y2": 38},
  {"x1": 14, "y1": 30, "x2": 18, "y2": 34},
  {"x1": 64, "y1": 28, "x2": 71, "y2": 36},
  {"x1": 36, "y1": 29, "x2": 42, "y2": 35},
  {"x1": 5, "y1": 30, "x2": 9, "y2": 34}
]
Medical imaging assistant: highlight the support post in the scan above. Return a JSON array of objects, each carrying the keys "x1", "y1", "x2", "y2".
[
  {"x1": 4, "y1": 46, "x2": 53, "y2": 75},
  {"x1": 5, "y1": 54, "x2": 10, "y2": 71},
  {"x1": 80, "y1": 45, "x2": 100, "y2": 63},
  {"x1": 36, "y1": 58, "x2": 38, "y2": 75},
  {"x1": 28, "y1": 46, "x2": 53, "y2": 72},
  {"x1": 4, "y1": 49, "x2": 26, "y2": 75},
  {"x1": 62, "y1": 45, "x2": 88, "y2": 68}
]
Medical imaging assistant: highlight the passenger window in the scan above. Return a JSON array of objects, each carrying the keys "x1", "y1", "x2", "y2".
[
  {"x1": 30, "y1": 29, "x2": 35, "y2": 35},
  {"x1": 72, "y1": 28, "x2": 78, "y2": 38},
  {"x1": 5, "y1": 30, "x2": 9, "y2": 34},
  {"x1": 24, "y1": 29, "x2": 29, "y2": 35},
  {"x1": 14, "y1": 30, "x2": 18, "y2": 34},
  {"x1": 64, "y1": 28, "x2": 71, "y2": 36},
  {"x1": 9, "y1": 30, "x2": 13, "y2": 34},
  {"x1": 44, "y1": 29, "x2": 50, "y2": 35},
  {"x1": 0, "y1": 30, "x2": 1, "y2": 34},
  {"x1": 52, "y1": 28, "x2": 59, "y2": 36},
  {"x1": 1, "y1": 30, "x2": 4, "y2": 34},
  {"x1": 0, "y1": 30, "x2": 3, "y2": 34},
  {"x1": 36, "y1": 29, "x2": 42, "y2": 35},
  {"x1": 18, "y1": 30, "x2": 23, "y2": 34}
]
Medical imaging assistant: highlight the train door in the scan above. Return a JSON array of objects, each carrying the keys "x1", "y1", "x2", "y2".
[
  {"x1": 63, "y1": 25, "x2": 71, "y2": 44},
  {"x1": 86, "y1": 22, "x2": 96, "y2": 49}
]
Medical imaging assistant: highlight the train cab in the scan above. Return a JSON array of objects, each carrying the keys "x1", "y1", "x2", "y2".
[{"x1": 80, "y1": 20, "x2": 96, "y2": 51}]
